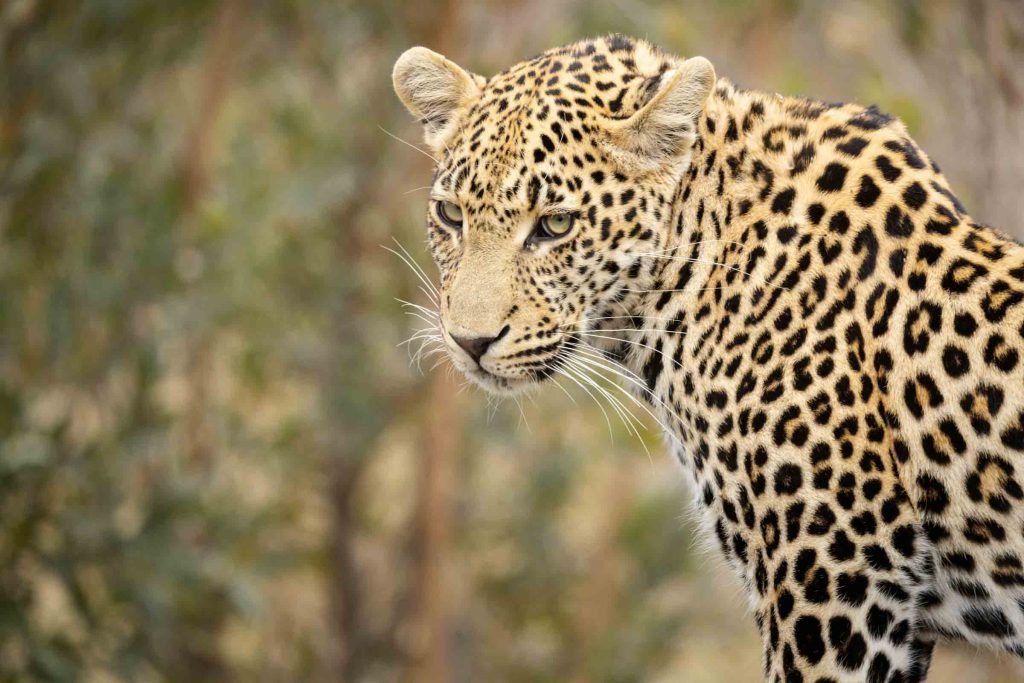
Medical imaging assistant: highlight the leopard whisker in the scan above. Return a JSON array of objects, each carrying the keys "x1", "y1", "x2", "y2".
[
  {"x1": 512, "y1": 394, "x2": 532, "y2": 433},
  {"x1": 574, "y1": 314, "x2": 677, "y2": 325},
  {"x1": 635, "y1": 252, "x2": 755, "y2": 278},
  {"x1": 384, "y1": 249, "x2": 441, "y2": 306},
  {"x1": 563, "y1": 355, "x2": 650, "y2": 437},
  {"x1": 574, "y1": 331, "x2": 680, "y2": 368},
  {"x1": 429, "y1": 355, "x2": 451, "y2": 374},
  {"x1": 564, "y1": 359, "x2": 645, "y2": 431},
  {"x1": 571, "y1": 344, "x2": 650, "y2": 388},
  {"x1": 388, "y1": 238, "x2": 441, "y2": 300},
  {"x1": 548, "y1": 376, "x2": 579, "y2": 406},
  {"x1": 561, "y1": 361, "x2": 644, "y2": 446},
  {"x1": 568, "y1": 347, "x2": 687, "y2": 449},
  {"x1": 398, "y1": 331, "x2": 441, "y2": 352},
  {"x1": 408, "y1": 333, "x2": 444, "y2": 372},
  {"x1": 379, "y1": 124, "x2": 439, "y2": 163},
  {"x1": 642, "y1": 238, "x2": 747, "y2": 252},
  {"x1": 397, "y1": 298, "x2": 440, "y2": 319},
  {"x1": 391, "y1": 237, "x2": 440, "y2": 289},
  {"x1": 417, "y1": 285, "x2": 439, "y2": 305},
  {"x1": 562, "y1": 358, "x2": 653, "y2": 462},
  {"x1": 402, "y1": 310, "x2": 441, "y2": 329},
  {"x1": 626, "y1": 280, "x2": 790, "y2": 294},
  {"x1": 485, "y1": 393, "x2": 503, "y2": 424},
  {"x1": 551, "y1": 363, "x2": 617, "y2": 439},
  {"x1": 568, "y1": 326, "x2": 688, "y2": 338}
]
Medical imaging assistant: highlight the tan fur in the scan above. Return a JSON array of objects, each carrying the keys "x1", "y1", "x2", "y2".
[{"x1": 393, "y1": 35, "x2": 1024, "y2": 682}]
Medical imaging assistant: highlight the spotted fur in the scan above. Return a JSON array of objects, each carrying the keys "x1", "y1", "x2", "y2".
[{"x1": 393, "y1": 35, "x2": 1024, "y2": 682}]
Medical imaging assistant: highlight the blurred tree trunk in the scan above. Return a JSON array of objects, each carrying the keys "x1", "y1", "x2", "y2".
[
  {"x1": 407, "y1": 372, "x2": 462, "y2": 683},
  {"x1": 327, "y1": 1, "x2": 466, "y2": 681},
  {"x1": 181, "y1": 0, "x2": 242, "y2": 214},
  {"x1": 569, "y1": 466, "x2": 633, "y2": 683},
  {"x1": 962, "y1": 0, "x2": 1024, "y2": 235},
  {"x1": 889, "y1": 0, "x2": 1024, "y2": 236},
  {"x1": 179, "y1": 0, "x2": 243, "y2": 469},
  {"x1": 327, "y1": 183, "x2": 395, "y2": 681},
  {"x1": 405, "y1": 4, "x2": 465, "y2": 683}
]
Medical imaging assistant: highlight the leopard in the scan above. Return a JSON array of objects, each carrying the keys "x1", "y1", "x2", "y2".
[{"x1": 391, "y1": 35, "x2": 1024, "y2": 682}]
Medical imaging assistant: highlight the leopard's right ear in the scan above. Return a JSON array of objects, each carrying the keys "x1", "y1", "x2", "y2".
[{"x1": 392, "y1": 47, "x2": 483, "y2": 154}]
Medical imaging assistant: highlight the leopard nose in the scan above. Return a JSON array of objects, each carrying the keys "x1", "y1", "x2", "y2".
[{"x1": 451, "y1": 325, "x2": 509, "y2": 363}]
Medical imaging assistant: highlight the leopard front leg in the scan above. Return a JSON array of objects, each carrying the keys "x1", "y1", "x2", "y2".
[
  {"x1": 705, "y1": 460, "x2": 937, "y2": 682},
  {"x1": 753, "y1": 564, "x2": 935, "y2": 683}
]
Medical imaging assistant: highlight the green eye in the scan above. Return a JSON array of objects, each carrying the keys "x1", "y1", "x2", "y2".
[
  {"x1": 436, "y1": 200, "x2": 464, "y2": 229},
  {"x1": 536, "y1": 213, "x2": 575, "y2": 240}
]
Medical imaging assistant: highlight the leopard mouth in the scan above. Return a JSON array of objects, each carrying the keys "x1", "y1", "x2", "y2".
[
  {"x1": 528, "y1": 334, "x2": 580, "y2": 381},
  {"x1": 459, "y1": 335, "x2": 580, "y2": 395},
  {"x1": 462, "y1": 365, "x2": 536, "y2": 395}
]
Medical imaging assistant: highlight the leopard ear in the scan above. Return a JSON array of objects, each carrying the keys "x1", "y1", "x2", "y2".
[
  {"x1": 392, "y1": 47, "x2": 483, "y2": 153},
  {"x1": 606, "y1": 56, "x2": 716, "y2": 171}
]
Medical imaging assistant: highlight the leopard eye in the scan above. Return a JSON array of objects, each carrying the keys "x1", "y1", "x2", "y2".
[
  {"x1": 533, "y1": 213, "x2": 575, "y2": 241},
  {"x1": 436, "y1": 200, "x2": 464, "y2": 229}
]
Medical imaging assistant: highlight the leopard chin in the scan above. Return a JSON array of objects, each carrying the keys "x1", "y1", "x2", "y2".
[{"x1": 460, "y1": 365, "x2": 537, "y2": 395}]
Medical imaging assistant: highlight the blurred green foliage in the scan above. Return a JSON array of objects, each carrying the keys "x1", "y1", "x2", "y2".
[{"x1": 1, "y1": 1, "x2": 1021, "y2": 681}]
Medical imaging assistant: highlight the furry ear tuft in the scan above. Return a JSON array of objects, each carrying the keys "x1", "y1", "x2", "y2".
[
  {"x1": 606, "y1": 56, "x2": 716, "y2": 171},
  {"x1": 392, "y1": 46, "x2": 482, "y2": 153}
]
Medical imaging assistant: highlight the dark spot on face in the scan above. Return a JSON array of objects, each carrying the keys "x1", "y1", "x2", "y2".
[
  {"x1": 772, "y1": 188, "x2": 796, "y2": 214},
  {"x1": 774, "y1": 463, "x2": 803, "y2": 495},
  {"x1": 941, "y1": 345, "x2": 970, "y2": 378},
  {"x1": 816, "y1": 162, "x2": 849, "y2": 193}
]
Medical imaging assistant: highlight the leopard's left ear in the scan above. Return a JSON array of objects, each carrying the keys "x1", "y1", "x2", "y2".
[
  {"x1": 606, "y1": 56, "x2": 716, "y2": 171},
  {"x1": 392, "y1": 47, "x2": 484, "y2": 154}
]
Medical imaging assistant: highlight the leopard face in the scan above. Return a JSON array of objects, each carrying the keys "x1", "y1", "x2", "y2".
[{"x1": 393, "y1": 41, "x2": 714, "y2": 393}]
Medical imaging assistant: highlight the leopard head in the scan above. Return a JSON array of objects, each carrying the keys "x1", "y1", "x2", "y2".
[{"x1": 392, "y1": 36, "x2": 715, "y2": 393}]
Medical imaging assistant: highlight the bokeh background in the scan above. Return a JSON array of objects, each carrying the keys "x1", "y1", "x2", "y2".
[{"x1": 3, "y1": 1, "x2": 1024, "y2": 681}]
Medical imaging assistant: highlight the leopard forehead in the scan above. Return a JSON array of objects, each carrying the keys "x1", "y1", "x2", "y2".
[{"x1": 433, "y1": 35, "x2": 679, "y2": 202}]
